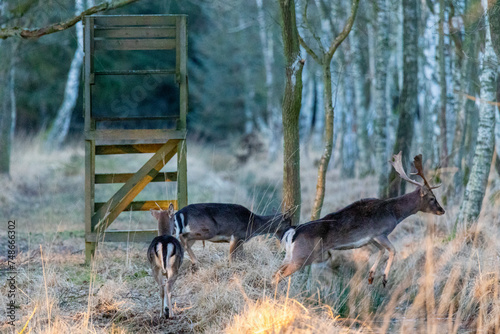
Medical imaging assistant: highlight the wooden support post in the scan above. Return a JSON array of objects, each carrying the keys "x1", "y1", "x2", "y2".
[
  {"x1": 84, "y1": 16, "x2": 96, "y2": 264},
  {"x1": 176, "y1": 15, "x2": 188, "y2": 209}
]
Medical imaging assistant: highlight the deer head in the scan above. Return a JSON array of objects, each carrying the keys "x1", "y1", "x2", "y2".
[
  {"x1": 151, "y1": 203, "x2": 176, "y2": 236},
  {"x1": 390, "y1": 152, "x2": 445, "y2": 216}
]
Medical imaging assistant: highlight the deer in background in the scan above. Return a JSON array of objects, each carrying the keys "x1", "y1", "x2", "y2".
[
  {"x1": 274, "y1": 152, "x2": 445, "y2": 287},
  {"x1": 148, "y1": 204, "x2": 184, "y2": 319},
  {"x1": 171, "y1": 203, "x2": 293, "y2": 264}
]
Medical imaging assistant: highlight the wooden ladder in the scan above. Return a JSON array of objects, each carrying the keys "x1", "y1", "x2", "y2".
[{"x1": 83, "y1": 15, "x2": 188, "y2": 263}]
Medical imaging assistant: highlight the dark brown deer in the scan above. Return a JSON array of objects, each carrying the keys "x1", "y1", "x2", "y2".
[
  {"x1": 170, "y1": 203, "x2": 293, "y2": 264},
  {"x1": 274, "y1": 152, "x2": 445, "y2": 287},
  {"x1": 148, "y1": 204, "x2": 184, "y2": 318}
]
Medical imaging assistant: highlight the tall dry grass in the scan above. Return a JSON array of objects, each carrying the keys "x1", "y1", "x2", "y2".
[{"x1": 1, "y1": 135, "x2": 499, "y2": 333}]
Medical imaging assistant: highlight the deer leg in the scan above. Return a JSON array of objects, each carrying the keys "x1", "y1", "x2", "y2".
[
  {"x1": 374, "y1": 236, "x2": 396, "y2": 287},
  {"x1": 160, "y1": 284, "x2": 165, "y2": 318},
  {"x1": 229, "y1": 237, "x2": 244, "y2": 262},
  {"x1": 368, "y1": 240, "x2": 385, "y2": 284},
  {"x1": 180, "y1": 235, "x2": 198, "y2": 264},
  {"x1": 273, "y1": 262, "x2": 301, "y2": 285},
  {"x1": 165, "y1": 278, "x2": 175, "y2": 318}
]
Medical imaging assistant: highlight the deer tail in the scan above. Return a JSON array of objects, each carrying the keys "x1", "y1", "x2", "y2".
[{"x1": 155, "y1": 242, "x2": 167, "y2": 275}]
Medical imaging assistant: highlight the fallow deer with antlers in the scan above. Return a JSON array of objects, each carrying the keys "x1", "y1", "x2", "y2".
[{"x1": 274, "y1": 152, "x2": 445, "y2": 287}]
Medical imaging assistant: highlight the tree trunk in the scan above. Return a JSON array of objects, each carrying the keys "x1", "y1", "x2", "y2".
[
  {"x1": 307, "y1": 0, "x2": 360, "y2": 220},
  {"x1": 311, "y1": 61, "x2": 334, "y2": 219},
  {"x1": 489, "y1": 0, "x2": 500, "y2": 57},
  {"x1": 351, "y1": 17, "x2": 372, "y2": 177},
  {"x1": 374, "y1": 0, "x2": 390, "y2": 198},
  {"x1": 456, "y1": 3, "x2": 497, "y2": 228},
  {"x1": 449, "y1": 0, "x2": 481, "y2": 201},
  {"x1": 0, "y1": 39, "x2": 18, "y2": 176},
  {"x1": 256, "y1": 0, "x2": 282, "y2": 159},
  {"x1": 279, "y1": 0, "x2": 304, "y2": 225},
  {"x1": 386, "y1": 0, "x2": 419, "y2": 198},
  {"x1": 45, "y1": 0, "x2": 85, "y2": 148},
  {"x1": 438, "y1": 0, "x2": 448, "y2": 167},
  {"x1": 340, "y1": 58, "x2": 357, "y2": 179},
  {"x1": 301, "y1": 61, "x2": 317, "y2": 158}
]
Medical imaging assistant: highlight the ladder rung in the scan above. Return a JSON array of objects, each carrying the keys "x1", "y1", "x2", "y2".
[
  {"x1": 94, "y1": 69, "x2": 176, "y2": 76},
  {"x1": 86, "y1": 229, "x2": 158, "y2": 243},
  {"x1": 85, "y1": 129, "x2": 185, "y2": 142},
  {"x1": 94, "y1": 200, "x2": 178, "y2": 212},
  {"x1": 95, "y1": 144, "x2": 164, "y2": 155},
  {"x1": 95, "y1": 172, "x2": 177, "y2": 183}
]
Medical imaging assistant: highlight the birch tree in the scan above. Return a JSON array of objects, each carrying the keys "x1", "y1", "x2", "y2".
[
  {"x1": 449, "y1": 0, "x2": 481, "y2": 201},
  {"x1": 374, "y1": 0, "x2": 390, "y2": 198},
  {"x1": 456, "y1": 0, "x2": 497, "y2": 228},
  {"x1": 438, "y1": 0, "x2": 448, "y2": 167},
  {"x1": 256, "y1": 0, "x2": 282, "y2": 159},
  {"x1": 299, "y1": 0, "x2": 360, "y2": 220},
  {"x1": 0, "y1": 1, "x2": 19, "y2": 176},
  {"x1": 386, "y1": 0, "x2": 419, "y2": 198},
  {"x1": 46, "y1": 0, "x2": 85, "y2": 147},
  {"x1": 350, "y1": 9, "x2": 372, "y2": 177}
]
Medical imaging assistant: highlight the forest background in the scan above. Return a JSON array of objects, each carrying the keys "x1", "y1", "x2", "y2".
[{"x1": 1, "y1": 0, "x2": 500, "y2": 332}]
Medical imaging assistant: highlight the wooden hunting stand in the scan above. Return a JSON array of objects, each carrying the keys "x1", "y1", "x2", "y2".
[{"x1": 83, "y1": 15, "x2": 188, "y2": 263}]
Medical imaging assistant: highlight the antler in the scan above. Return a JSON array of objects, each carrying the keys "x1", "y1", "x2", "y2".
[
  {"x1": 390, "y1": 151, "x2": 423, "y2": 187},
  {"x1": 411, "y1": 154, "x2": 441, "y2": 189}
]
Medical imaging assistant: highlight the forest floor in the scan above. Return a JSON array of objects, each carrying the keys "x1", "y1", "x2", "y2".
[{"x1": 0, "y1": 135, "x2": 499, "y2": 333}]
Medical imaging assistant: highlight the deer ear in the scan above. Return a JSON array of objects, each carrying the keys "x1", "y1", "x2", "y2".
[
  {"x1": 150, "y1": 209, "x2": 159, "y2": 219},
  {"x1": 419, "y1": 186, "x2": 429, "y2": 198},
  {"x1": 168, "y1": 203, "x2": 175, "y2": 216}
]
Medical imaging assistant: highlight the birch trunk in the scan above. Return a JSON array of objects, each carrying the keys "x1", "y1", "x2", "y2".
[
  {"x1": 351, "y1": 20, "x2": 372, "y2": 176},
  {"x1": 438, "y1": 0, "x2": 448, "y2": 166},
  {"x1": 256, "y1": 0, "x2": 281, "y2": 159},
  {"x1": 374, "y1": 0, "x2": 390, "y2": 198},
  {"x1": 386, "y1": 0, "x2": 418, "y2": 198},
  {"x1": 45, "y1": 0, "x2": 84, "y2": 148},
  {"x1": 457, "y1": 2, "x2": 497, "y2": 227},
  {"x1": 279, "y1": 0, "x2": 304, "y2": 225},
  {"x1": 0, "y1": 39, "x2": 18, "y2": 176},
  {"x1": 450, "y1": 0, "x2": 480, "y2": 199}
]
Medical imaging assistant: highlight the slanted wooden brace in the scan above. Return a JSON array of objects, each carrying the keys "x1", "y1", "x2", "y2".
[{"x1": 83, "y1": 15, "x2": 188, "y2": 263}]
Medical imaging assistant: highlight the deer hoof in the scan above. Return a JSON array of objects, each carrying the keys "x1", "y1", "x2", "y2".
[
  {"x1": 164, "y1": 307, "x2": 170, "y2": 319},
  {"x1": 382, "y1": 275, "x2": 388, "y2": 288}
]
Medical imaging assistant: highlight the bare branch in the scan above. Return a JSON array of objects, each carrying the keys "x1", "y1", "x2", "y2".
[
  {"x1": 300, "y1": 0, "x2": 324, "y2": 55},
  {"x1": 0, "y1": 0, "x2": 141, "y2": 40},
  {"x1": 298, "y1": 34, "x2": 321, "y2": 63},
  {"x1": 326, "y1": 0, "x2": 360, "y2": 59}
]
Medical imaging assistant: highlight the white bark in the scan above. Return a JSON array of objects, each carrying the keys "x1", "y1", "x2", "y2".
[
  {"x1": 374, "y1": 0, "x2": 389, "y2": 197},
  {"x1": 351, "y1": 24, "x2": 371, "y2": 176},
  {"x1": 9, "y1": 60, "x2": 16, "y2": 141},
  {"x1": 457, "y1": 1, "x2": 497, "y2": 227},
  {"x1": 255, "y1": 0, "x2": 281, "y2": 159},
  {"x1": 46, "y1": 0, "x2": 84, "y2": 147}
]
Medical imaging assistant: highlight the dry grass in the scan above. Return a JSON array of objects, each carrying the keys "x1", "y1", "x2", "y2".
[{"x1": 0, "y1": 135, "x2": 499, "y2": 333}]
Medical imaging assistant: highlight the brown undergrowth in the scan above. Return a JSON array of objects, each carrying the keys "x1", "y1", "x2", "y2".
[{"x1": 0, "y1": 135, "x2": 499, "y2": 333}]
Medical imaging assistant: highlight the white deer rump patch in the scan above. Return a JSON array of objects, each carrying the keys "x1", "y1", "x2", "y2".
[
  {"x1": 281, "y1": 228, "x2": 296, "y2": 263},
  {"x1": 174, "y1": 213, "x2": 188, "y2": 238}
]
